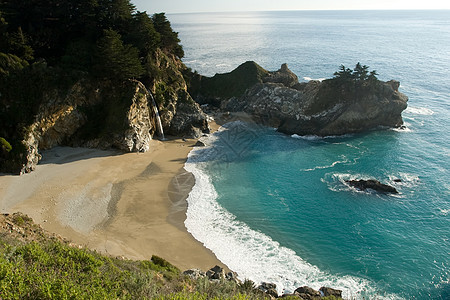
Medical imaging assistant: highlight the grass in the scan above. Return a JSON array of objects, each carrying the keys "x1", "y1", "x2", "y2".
[
  {"x1": 0, "y1": 213, "x2": 344, "y2": 299},
  {"x1": 0, "y1": 213, "x2": 271, "y2": 300}
]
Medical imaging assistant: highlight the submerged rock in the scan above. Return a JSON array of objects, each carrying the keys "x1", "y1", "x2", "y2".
[{"x1": 346, "y1": 179, "x2": 399, "y2": 194}]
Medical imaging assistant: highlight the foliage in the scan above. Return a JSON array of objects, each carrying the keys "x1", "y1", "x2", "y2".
[
  {"x1": 94, "y1": 29, "x2": 144, "y2": 81},
  {"x1": 305, "y1": 63, "x2": 382, "y2": 115},
  {"x1": 0, "y1": 0, "x2": 186, "y2": 172},
  {"x1": 0, "y1": 137, "x2": 12, "y2": 152},
  {"x1": 0, "y1": 214, "x2": 273, "y2": 300},
  {"x1": 0, "y1": 0, "x2": 183, "y2": 76},
  {"x1": 152, "y1": 13, "x2": 184, "y2": 58},
  {"x1": 0, "y1": 52, "x2": 28, "y2": 75},
  {"x1": 333, "y1": 62, "x2": 378, "y2": 83}
]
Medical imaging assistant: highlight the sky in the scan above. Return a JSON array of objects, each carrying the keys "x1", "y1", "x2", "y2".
[{"x1": 131, "y1": 0, "x2": 450, "y2": 14}]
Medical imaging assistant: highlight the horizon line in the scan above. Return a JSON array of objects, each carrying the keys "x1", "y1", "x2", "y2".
[{"x1": 164, "y1": 8, "x2": 450, "y2": 15}]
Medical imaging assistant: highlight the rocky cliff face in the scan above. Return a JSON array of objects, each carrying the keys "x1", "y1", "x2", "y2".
[
  {"x1": 150, "y1": 49, "x2": 209, "y2": 138},
  {"x1": 195, "y1": 62, "x2": 408, "y2": 136},
  {"x1": 2, "y1": 53, "x2": 209, "y2": 174}
]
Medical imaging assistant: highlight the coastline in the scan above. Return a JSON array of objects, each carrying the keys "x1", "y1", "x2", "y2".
[{"x1": 0, "y1": 137, "x2": 224, "y2": 271}]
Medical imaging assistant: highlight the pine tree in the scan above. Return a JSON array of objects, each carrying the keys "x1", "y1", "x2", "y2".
[
  {"x1": 333, "y1": 64, "x2": 353, "y2": 81},
  {"x1": 94, "y1": 29, "x2": 144, "y2": 81},
  {"x1": 353, "y1": 62, "x2": 369, "y2": 81},
  {"x1": 152, "y1": 13, "x2": 184, "y2": 58}
]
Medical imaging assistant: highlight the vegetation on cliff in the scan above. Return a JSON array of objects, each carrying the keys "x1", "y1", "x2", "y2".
[
  {"x1": 188, "y1": 61, "x2": 269, "y2": 107},
  {"x1": 0, "y1": 0, "x2": 196, "y2": 173},
  {"x1": 0, "y1": 213, "x2": 277, "y2": 299},
  {"x1": 305, "y1": 63, "x2": 381, "y2": 115}
]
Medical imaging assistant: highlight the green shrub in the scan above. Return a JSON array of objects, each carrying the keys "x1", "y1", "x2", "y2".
[{"x1": 0, "y1": 137, "x2": 12, "y2": 152}]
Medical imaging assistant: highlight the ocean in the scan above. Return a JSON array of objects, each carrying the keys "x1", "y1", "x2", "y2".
[{"x1": 171, "y1": 10, "x2": 450, "y2": 299}]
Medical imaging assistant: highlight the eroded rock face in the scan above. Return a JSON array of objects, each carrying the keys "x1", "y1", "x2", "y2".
[
  {"x1": 167, "y1": 99, "x2": 209, "y2": 138},
  {"x1": 120, "y1": 82, "x2": 154, "y2": 152}
]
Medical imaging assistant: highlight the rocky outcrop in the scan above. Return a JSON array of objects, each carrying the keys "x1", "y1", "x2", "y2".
[
  {"x1": 4, "y1": 80, "x2": 207, "y2": 174},
  {"x1": 166, "y1": 93, "x2": 209, "y2": 138},
  {"x1": 346, "y1": 179, "x2": 399, "y2": 194},
  {"x1": 193, "y1": 62, "x2": 408, "y2": 136},
  {"x1": 319, "y1": 286, "x2": 342, "y2": 298},
  {"x1": 258, "y1": 282, "x2": 278, "y2": 298},
  {"x1": 282, "y1": 286, "x2": 343, "y2": 299},
  {"x1": 263, "y1": 63, "x2": 299, "y2": 88},
  {"x1": 151, "y1": 49, "x2": 209, "y2": 138},
  {"x1": 183, "y1": 265, "x2": 239, "y2": 283},
  {"x1": 293, "y1": 286, "x2": 322, "y2": 299}
]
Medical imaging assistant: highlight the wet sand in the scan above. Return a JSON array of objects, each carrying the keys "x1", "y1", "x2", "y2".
[{"x1": 0, "y1": 138, "x2": 223, "y2": 271}]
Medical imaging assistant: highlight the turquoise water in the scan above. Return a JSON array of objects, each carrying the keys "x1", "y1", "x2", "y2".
[{"x1": 173, "y1": 11, "x2": 450, "y2": 299}]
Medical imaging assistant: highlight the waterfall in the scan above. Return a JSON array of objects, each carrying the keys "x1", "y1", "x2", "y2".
[{"x1": 140, "y1": 84, "x2": 165, "y2": 140}]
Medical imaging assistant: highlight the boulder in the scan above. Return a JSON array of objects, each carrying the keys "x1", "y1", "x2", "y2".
[
  {"x1": 320, "y1": 286, "x2": 343, "y2": 298},
  {"x1": 258, "y1": 282, "x2": 278, "y2": 298},
  {"x1": 294, "y1": 286, "x2": 321, "y2": 300},
  {"x1": 225, "y1": 271, "x2": 240, "y2": 283},
  {"x1": 206, "y1": 265, "x2": 226, "y2": 280},
  {"x1": 346, "y1": 179, "x2": 398, "y2": 194},
  {"x1": 183, "y1": 269, "x2": 206, "y2": 280}
]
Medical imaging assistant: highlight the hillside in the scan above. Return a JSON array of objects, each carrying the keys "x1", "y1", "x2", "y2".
[{"x1": 0, "y1": 0, "x2": 208, "y2": 174}]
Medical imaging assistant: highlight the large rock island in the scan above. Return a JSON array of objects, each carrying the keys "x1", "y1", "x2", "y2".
[{"x1": 189, "y1": 61, "x2": 408, "y2": 136}]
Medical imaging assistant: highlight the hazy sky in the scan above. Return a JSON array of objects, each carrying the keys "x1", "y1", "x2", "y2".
[{"x1": 131, "y1": 0, "x2": 450, "y2": 14}]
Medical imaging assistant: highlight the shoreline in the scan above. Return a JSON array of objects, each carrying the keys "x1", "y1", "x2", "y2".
[{"x1": 0, "y1": 137, "x2": 224, "y2": 271}]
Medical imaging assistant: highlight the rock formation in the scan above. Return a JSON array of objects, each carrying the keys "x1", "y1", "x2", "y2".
[
  {"x1": 346, "y1": 179, "x2": 399, "y2": 194},
  {"x1": 0, "y1": 51, "x2": 209, "y2": 174},
  {"x1": 191, "y1": 61, "x2": 408, "y2": 136}
]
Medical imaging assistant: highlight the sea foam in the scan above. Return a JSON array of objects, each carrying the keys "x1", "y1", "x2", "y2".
[
  {"x1": 405, "y1": 106, "x2": 434, "y2": 115},
  {"x1": 184, "y1": 125, "x2": 401, "y2": 299}
]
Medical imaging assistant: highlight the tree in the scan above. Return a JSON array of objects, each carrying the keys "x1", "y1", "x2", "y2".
[
  {"x1": 353, "y1": 62, "x2": 369, "y2": 81},
  {"x1": 94, "y1": 29, "x2": 144, "y2": 81},
  {"x1": 333, "y1": 64, "x2": 353, "y2": 81},
  {"x1": 126, "y1": 11, "x2": 160, "y2": 57},
  {"x1": 152, "y1": 13, "x2": 184, "y2": 58},
  {"x1": 368, "y1": 70, "x2": 378, "y2": 82}
]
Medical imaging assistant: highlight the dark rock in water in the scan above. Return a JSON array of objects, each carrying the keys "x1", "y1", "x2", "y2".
[
  {"x1": 346, "y1": 179, "x2": 398, "y2": 194},
  {"x1": 258, "y1": 282, "x2": 278, "y2": 298},
  {"x1": 320, "y1": 286, "x2": 343, "y2": 298},
  {"x1": 393, "y1": 178, "x2": 402, "y2": 183},
  {"x1": 294, "y1": 286, "x2": 321, "y2": 299},
  {"x1": 194, "y1": 140, "x2": 206, "y2": 147}
]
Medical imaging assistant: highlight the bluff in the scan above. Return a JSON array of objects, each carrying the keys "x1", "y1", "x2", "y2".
[
  {"x1": 190, "y1": 61, "x2": 408, "y2": 136},
  {"x1": 0, "y1": 53, "x2": 208, "y2": 174},
  {"x1": 0, "y1": 1, "x2": 209, "y2": 174}
]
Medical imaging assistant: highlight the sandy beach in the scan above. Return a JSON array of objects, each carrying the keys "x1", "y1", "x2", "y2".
[{"x1": 0, "y1": 136, "x2": 224, "y2": 271}]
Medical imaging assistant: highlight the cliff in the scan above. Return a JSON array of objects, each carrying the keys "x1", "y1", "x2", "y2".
[
  {"x1": 0, "y1": 54, "x2": 208, "y2": 174},
  {"x1": 0, "y1": 2, "x2": 210, "y2": 174},
  {"x1": 191, "y1": 62, "x2": 408, "y2": 136}
]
